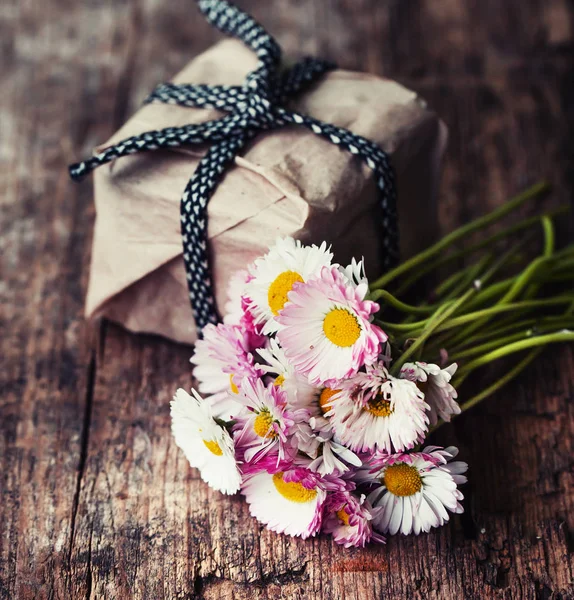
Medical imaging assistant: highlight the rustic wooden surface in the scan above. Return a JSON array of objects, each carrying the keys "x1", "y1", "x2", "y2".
[{"x1": 2, "y1": 0, "x2": 574, "y2": 598}]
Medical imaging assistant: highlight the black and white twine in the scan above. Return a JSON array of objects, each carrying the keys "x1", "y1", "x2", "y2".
[{"x1": 70, "y1": 0, "x2": 398, "y2": 331}]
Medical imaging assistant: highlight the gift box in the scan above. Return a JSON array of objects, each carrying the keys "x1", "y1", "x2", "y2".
[{"x1": 86, "y1": 38, "x2": 447, "y2": 345}]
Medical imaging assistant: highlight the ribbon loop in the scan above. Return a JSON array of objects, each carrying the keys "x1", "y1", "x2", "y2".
[{"x1": 70, "y1": 0, "x2": 398, "y2": 333}]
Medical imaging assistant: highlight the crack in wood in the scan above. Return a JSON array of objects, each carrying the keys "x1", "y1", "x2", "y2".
[{"x1": 66, "y1": 352, "x2": 96, "y2": 577}]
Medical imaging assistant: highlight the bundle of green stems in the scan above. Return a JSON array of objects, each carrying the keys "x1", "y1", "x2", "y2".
[{"x1": 368, "y1": 181, "x2": 574, "y2": 425}]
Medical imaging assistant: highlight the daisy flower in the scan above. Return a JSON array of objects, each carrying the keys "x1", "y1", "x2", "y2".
[
  {"x1": 256, "y1": 338, "x2": 327, "y2": 457},
  {"x1": 190, "y1": 323, "x2": 262, "y2": 419},
  {"x1": 338, "y1": 257, "x2": 369, "y2": 288},
  {"x1": 400, "y1": 362, "x2": 461, "y2": 425},
  {"x1": 360, "y1": 446, "x2": 468, "y2": 535},
  {"x1": 323, "y1": 491, "x2": 385, "y2": 548},
  {"x1": 327, "y1": 362, "x2": 429, "y2": 454},
  {"x1": 234, "y1": 377, "x2": 304, "y2": 463},
  {"x1": 280, "y1": 384, "x2": 344, "y2": 460},
  {"x1": 307, "y1": 435, "x2": 362, "y2": 476},
  {"x1": 170, "y1": 388, "x2": 242, "y2": 495},
  {"x1": 276, "y1": 266, "x2": 387, "y2": 386},
  {"x1": 241, "y1": 459, "x2": 345, "y2": 539},
  {"x1": 246, "y1": 237, "x2": 333, "y2": 334},
  {"x1": 299, "y1": 417, "x2": 362, "y2": 475},
  {"x1": 256, "y1": 338, "x2": 318, "y2": 409}
]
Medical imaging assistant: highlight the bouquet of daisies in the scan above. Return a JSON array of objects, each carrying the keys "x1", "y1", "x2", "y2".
[{"x1": 171, "y1": 182, "x2": 573, "y2": 547}]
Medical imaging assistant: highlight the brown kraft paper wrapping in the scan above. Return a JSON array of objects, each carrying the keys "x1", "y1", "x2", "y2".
[{"x1": 86, "y1": 39, "x2": 448, "y2": 345}]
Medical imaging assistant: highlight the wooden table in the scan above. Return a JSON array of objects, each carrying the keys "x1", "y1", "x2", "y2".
[{"x1": 2, "y1": 1, "x2": 573, "y2": 598}]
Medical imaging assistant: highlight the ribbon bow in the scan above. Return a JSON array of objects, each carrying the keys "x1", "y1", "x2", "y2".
[{"x1": 70, "y1": 0, "x2": 398, "y2": 331}]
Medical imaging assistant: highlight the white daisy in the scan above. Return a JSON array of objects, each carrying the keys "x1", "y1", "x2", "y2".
[
  {"x1": 241, "y1": 462, "x2": 343, "y2": 539},
  {"x1": 359, "y1": 446, "x2": 468, "y2": 535},
  {"x1": 327, "y1": 362, "x2": 430, "y2": 453},
  {"x1": 400, "y1": 362, "x2": 461, "y2": 425},
  {"x1": 305, "y1": 430, "x2": 362, "y2": 476},
  {"x1": 246, "y1": 237, "x2": 333, "y2": 334},
  {"x1": 170, "y1": 388, "x2": 242, "y2": 495}
]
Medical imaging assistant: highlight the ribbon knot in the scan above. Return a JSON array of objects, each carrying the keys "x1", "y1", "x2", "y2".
[
  {"x1": 242, "y1": 90, "x2": 273, "y2": 128},
  {"x1": 70, "y1": 0, "x2": 398, "y2": 333}
]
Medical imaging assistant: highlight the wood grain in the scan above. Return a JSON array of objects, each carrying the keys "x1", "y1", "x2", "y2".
[{"x1": 1, "y1": 0, "x2": 573, "y2": 598}]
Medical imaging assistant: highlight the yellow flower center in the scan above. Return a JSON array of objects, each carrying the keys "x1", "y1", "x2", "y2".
[
  {"x1": 323, "y1": 308, "x2": 361, "y2": 347},
  {"x1": 272, "y1": 472, "x2": 318, "y2": 503},
  {"x1": 229, "y1": 373, "x2": 239, "y2": 395},
  {"x1": 274, "y1": 374, "x2": 285, "y2": 387},
  {"x1": 319, "y1": 387, "x2": 340, "y2": 414},
  {"x1": 202, "y1": 439, "x2": 223, "y2": 456},
  {"x1": 383, "y1": 463, "x2": 422, "y2": 497},
  {"x1": 268, "y1": 271, "x2": 304, "y2": 315},
  {"x1": 253, "y1": 408, "x2": 277, "y2": 438},
  {"x1": 336, "y1": 507, "x2": 350, "y2": 526},
  {"x1": 365, "y1": 394, "x2": 394, "y2": 417}
]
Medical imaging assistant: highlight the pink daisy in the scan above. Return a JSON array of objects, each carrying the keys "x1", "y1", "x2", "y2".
[
  {"x1": 327, "y1": 362, "x2": 429, "y2": 454},
  {"x1": 233, "y1": 377, "x2": 306, "y2": 464},
  {"x1": 190, "y1": 323, "x2": 262, "y2": 419},
  {"x1": 223, "y1": 269, "x2": 267, "y2": 350},
  {"x1": 323, "y1": 491, "x2": 386, "y2": 548},
  {"x1": 276, "y1": 266, "x2": 387, "y2": 387}
]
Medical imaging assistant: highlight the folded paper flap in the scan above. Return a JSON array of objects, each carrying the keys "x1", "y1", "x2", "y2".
[{"x1": 87, "y1": 153, "x2": 289, "y2": 315}]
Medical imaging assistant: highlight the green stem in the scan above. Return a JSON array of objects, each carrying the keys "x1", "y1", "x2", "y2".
[
  {"x1": 450, "y1": 317, "x2": 538, "y2": 349},
  {"x1": 465, "y1": 255, "x2": 574, "y2": 312},
  {"x1": 368, "y1": 289, "x2": 437, "y2": 315},
  {"x1": 371, "y1": 181, "x2": 550, "y2": 290},
  {"x1": 450, "y1": 313, "x2": 574, "y2": 352},
  {"x1": 427, "y1": 297, "x2": 574, "y2": 336},
  {"x1": 481, "y1": 218, "x2": 554, "y2": 333},
  {"x1": 542, "y1": 215, "x2": 555, "y2": 257},
  {"x1": 391, "y1": 288, "x2": 477, "y2": 375},
  {"x1": 448, "y1": 318, "x2": 574, "y2": 361},
  {"x1": 394, "y1": 206, "x2": 568, "y2": 296},
  {"x1": 383, "y1": 243, "x2": 529, "y2": 334},
  {"x1": 449, "y1": 331, "x2": 531, "y2": 361},
  {"x1": 463, "y1": 278, "x2": 514, "y2": 311},
  {"x1": 498, "y1": 255, "x2": 551, "y2": 305},
  {"x1": 454, "y1": 330, "x2": 574, "y2": 381},
  {"x1": 445, "y1": 222, "x2": 556, "y2": 349},
  {"x1": 383, "y1": 296, "x2": 574, "y2": 338},
  {"x1": 434, "y1": 269, "x2": 468, "y2": 299}
]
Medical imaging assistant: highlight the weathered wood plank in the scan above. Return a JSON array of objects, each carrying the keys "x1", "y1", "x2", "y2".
[
  {"x1": 1, "y1": 0, "x2": 573, "y2": 599},
  {"x1": 1, "y1": 0, "x2": 146, "y2": 598}
]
